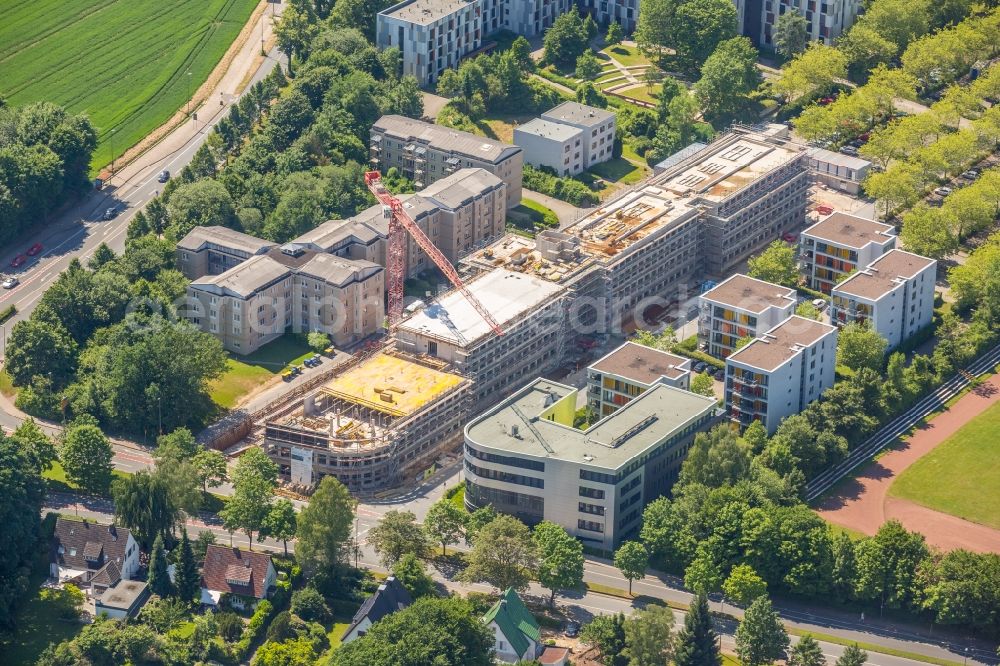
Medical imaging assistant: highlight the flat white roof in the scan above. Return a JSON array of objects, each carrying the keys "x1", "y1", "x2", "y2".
[
  {"x1": 516, "y1": 118, "x2": 582, "y2": 143},
  {"x1": 398, "y1": 268, "x2": 565, "y2": 346}
]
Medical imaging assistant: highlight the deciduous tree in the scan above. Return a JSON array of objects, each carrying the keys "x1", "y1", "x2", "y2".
[
  {"x1": 295, "y1": 476, "x2": 356, "y2": 575},
  {"x1": 463, "y1": 514, "x2": 537, "y2": 592},
  {"x1": 735, "y1": 595, "x2": 789, "y2": 666},
  {"x1": 261, "y1": 498, "x2": 298, "y2": 556},
  {"x1": 219, "y1": 447, "x2": 277, "y2": 550},
  {"x1": 112, "y1": 470, "x2": 176, "y2": 548},
  {"x1": 747, "y1": 240, "x2": 798, "y2": 286},
  {"x1": 624, "y1": 605, "x2": 675, "y2": 666},
  {"x1": 615, "y1": 540, "x2": 649, "y2": 595},
  {"x1": 61, "y1": 422, "x2": 114, "y2": 494},
  {"x1": 837, "y1": 322, "x2": 889, "y2": 373},
  {"x1": 724, "y1": 564, "x2": 768, "y2": 606},
  {"x1": 533, "y1": 521, "x2": 585, "y2": 605},
  {"x1": 835, "y1": 645, "x2": 868, "y2": 666},
  {"x1": 695, "y1": 37, "x2": 761, "y2": 121},
  {"x1": 424, "y1": 497, "x2": 466, "y2": 555},
  {"x1": 674, "y1": 0, "x2": 738, "y2": 72},
  {"x1": 369, "y1": 510, "x2": 429, "y2": 566},
  {"x1": 690, "y1": 372, "x2": 716, "y2": 397},
  {"x1": 393, "y1": 552, "x2": 437, "y2": 598},
  {"x1": 607, "y1": 21, "x2": 625, "y2": 47},
  {"x1": 774, "y1": 11, "x2": 808, "y2": 58}
]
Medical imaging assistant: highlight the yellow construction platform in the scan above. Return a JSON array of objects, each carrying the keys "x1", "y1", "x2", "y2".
[{"x1": 320, "y1": 353, "x2": 464, "y2": 417}]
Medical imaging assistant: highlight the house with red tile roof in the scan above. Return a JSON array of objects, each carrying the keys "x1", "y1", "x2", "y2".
[{"x1": 200, "y1": 545, "x2": 276, "y2": 609}]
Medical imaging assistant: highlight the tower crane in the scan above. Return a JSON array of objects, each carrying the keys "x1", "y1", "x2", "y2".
[{"x1": 364, "y1": 171, "x2": 504, "y2": 336}]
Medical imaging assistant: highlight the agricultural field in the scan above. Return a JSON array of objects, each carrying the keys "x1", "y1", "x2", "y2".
[
  {"x1": 0, "y1": 0, "x2": 259, "y2": 173},
  {"x1": 889, "y1": 399, "x2": 1000, "y2": 529}
]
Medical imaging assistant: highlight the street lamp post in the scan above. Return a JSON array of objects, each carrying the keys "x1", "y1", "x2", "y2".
[
  {"x1": 354, "y1": 517, "x2": 360, "y2": 568},
  {"x1": 109, "y1": 129, "x2": 117, "y2": 175}
]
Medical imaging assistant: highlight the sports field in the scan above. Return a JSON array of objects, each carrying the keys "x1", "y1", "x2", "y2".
[
  {"x1": 889, "y1": 398, "x2": 1000, "y2": 530},
  {"x1": 0, "y1": 0, "x2": 258, "y2": 173}
]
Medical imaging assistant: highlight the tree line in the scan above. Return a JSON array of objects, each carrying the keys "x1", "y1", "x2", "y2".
[{"x1": 0, "y1": 101, "x2": 96, "y2": 248}]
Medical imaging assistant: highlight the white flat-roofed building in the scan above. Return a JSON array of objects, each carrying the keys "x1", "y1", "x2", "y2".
[
  {"x1": 463, "y1": 378, "x2": 718, "y2": 550},
  {"x1": 800, "y1": 212, "x2": 896, "y2": 294},
  {"x1": 831, "y1": 249, "x2": 936, "y2": 351},
  {"x1": 370, "y1": 115, "x2": 523, "y2": 208},
  {"x1": 807, "y1": 148, "x2": 872, "y2": 195},
  {"x1": 514, "y1": 119, "x2": 585, "y2": 176},
  {"x1": 395, "y1": 269, "x2": 568, "y2": 411},
  {"x1": 698, "y1": 274, "x2": 797, "y2": 358},
  {"x1": 376, "y1": 0, "x2": 483, "y2": 87},
  {"x1": 587, "y1": 342, "x2": 692, "y2": 417},
  {"x1": 725, "y1": 315, "x2": 837, "y2": 433},
  {"x1": 540, "y1": 102, "x2": 616, "y2": 170}
]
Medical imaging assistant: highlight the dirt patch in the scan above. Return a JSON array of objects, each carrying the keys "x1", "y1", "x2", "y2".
[{"x1": 815, "y1": 375, "x2": 1000, "y2": 553}]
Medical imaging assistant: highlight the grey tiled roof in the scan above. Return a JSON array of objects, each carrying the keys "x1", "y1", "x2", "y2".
[{"x1": 372, "y1": 115, "x2": 521, "y2": 163}]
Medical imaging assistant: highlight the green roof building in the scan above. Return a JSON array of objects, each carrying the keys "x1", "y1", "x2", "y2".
[{"x1": 482, "y1": 588, "x2": 541, "y2": 663}]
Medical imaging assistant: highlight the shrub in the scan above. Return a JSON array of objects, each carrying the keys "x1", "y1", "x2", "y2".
[
  {"x1": 0, "y1": 304, "x2": 15, "y2": 324},
  {"x1": 216, "y1": 611, "x2": 244, "y2": 642},
  {"x1": 42, "y1": 584, "x2": 84, "y2": 620},
  {"x1": 291, "y1": 587, "x2": 330, "y2": 622},
  {"x1": 522, "y1": 165, "x2": 599, "y2": 207}
]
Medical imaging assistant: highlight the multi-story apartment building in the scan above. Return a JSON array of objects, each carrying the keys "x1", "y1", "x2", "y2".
[
  {"x1": 462, "y1": 125, "x2": 810, "y2": 335},
  {"x1": 370, "y1": 115, "x2": 523, "y2": 208},
  {"x1": 540, "y1": 102, "x2": 617, "y2": 170},
  {"x1": 738, "y1": 0, "x2": 861, "y2": 48},
  {"x1": 184, "y1": 248, "x2": 385, "y2": 355},
  {"x1": 698, "y1": 274, "x2": 797, "y2": 359},
  {"x1": 265, "y1": 351, "x2": 470, "y2": 491},
  {"x1": 176, "y1": 226, "x2": 277, "y2": 280},
  {"x1": 800, "y1": 212, "x2": 896, "y2": 294},
  {"x1": 831, "y1": 249, "x2": 937, "y2": 351},
  {"x1": 376, "y1": 0, "x2": 483, "y2": 87},
  {"x1": 586, "y1": 342, "x2": 691, "y2": 418},
  {"x1": 579, "y1": 0, "x2": 641, "y2": 32},
  {"x1": 725, "y1": 315, "x2": 837, "y2": 433},
  {"x1": 463, "y1": 378, "x2": 717, "y2": 551},
  {"x1": 394, "y1": 268, "x2": 568, "y2": 412},
  {"x1": 493, "y1": 0, "x2": 572, "y2": 36},
  {"x1": 514, "y1": 119, "x2": 586, "y2": 176}
]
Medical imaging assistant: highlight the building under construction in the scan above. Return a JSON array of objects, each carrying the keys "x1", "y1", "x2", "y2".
[
  {"x1": 264, "y1": 350, "x2": 470, "y2": 491},
  {"x1": 462, "y1": 125, "x2": 810, "y2": 333}
]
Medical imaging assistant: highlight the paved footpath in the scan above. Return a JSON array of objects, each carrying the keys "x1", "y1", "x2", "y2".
[{"x1": 817, "y1": 375, "x2": 1000, "y2": 553}]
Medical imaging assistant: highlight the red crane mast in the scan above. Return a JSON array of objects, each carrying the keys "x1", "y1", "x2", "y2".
[{"x1": 364, "y1": 171, "x2": 504, "y2": 336}]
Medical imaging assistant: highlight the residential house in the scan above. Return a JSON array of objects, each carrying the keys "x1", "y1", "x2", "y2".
[
  {"x1": 540, "y1": 102, "x2": 617, "y2": 170},
  {"x1": 50, "y1": 518, "x2": 140, "y2": 592},
  {"x1": 698, "y1": 274, "x2": 797, "y2": 359},
  {"x1": 586, "y1": 341, "x2": 692, "y2": 418},
  {"x1": 483, "y1": 588, "x2": 542, "y2": 663},
  {"x1": 341, "y1": 575, "x2": 414, "y2": 644},
  {"x1": 95, "y1": 580, "x2": 150, "y2": 620},
  {"x1": 200, "y1": 545, "x2": 277, "y2": 610}
]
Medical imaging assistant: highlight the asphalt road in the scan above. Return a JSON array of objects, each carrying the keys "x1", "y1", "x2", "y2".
[
  {"x1": 41, "y1": 481, "x2": 990, "y2": 666},
  {"x1": 0, "y1": 47, "x2": 283, "y2": 360}
]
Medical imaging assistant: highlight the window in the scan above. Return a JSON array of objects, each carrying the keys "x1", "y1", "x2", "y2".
[
  {"x1": 578, "y1": 519, "x2": 604, "y2": 533},
  {"x1": 580, "y1": 486, "x2": 605, "y2": 499},
  {"x1": 579, "y1": 502, "x2": 605, "y2": 515}
]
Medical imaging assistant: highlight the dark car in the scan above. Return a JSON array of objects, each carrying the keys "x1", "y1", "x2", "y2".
[
  {"x1": 9, "y1": 254, "x2": 26, "y2": 268},
  {"x1": 103, "y1": 207, "x2": 118, "y2": 220},
  {"x1": 714, "y1": 369, "x2": 725, "y2": 381},
  {"x1": 693, "y1": 361, "x2": 707, "y2": 373},
  {"x1": 158, "y1": 170, "x2": 170, "y2": 183},
  {"x1": 26, "y1": 243, "x2": 43, "y2": 256},
  {"x1": 563, "y1": 621, "x2": 581, "y2": 638}
]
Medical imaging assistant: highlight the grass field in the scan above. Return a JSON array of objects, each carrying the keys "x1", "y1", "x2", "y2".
[
  {"x1": 601, "y1": 44, "x2": 652, "y2": 68},
  {"x1": 208, "y1": 335, "x2": 313, "y2": 408},
  {"x1": 588, "y1": 157, "x2": 648, "y2": 185},
  {"x1": 889, "y1": 399, "x2": 1000, "y2": 529},
  {"x1": 0, "y1": 0, "x2": 259, "y2": 173},
  {"x1": 0, "y1": 370, "x2": 15, "y2": 398},
  {"x1": 619, "y1": 84, "x2": 662, "y2": 105}
]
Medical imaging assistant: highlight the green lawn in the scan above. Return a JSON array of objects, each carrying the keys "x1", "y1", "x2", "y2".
[
  {"x1": 601, "y1": 44, "x2": 652, "y2": 68},
  {"x1": 0, "y1": 0, "x2": 259, "y2": 174},
  {"x1": 508, "y1": 198, "x2": 559, "y2": 232},
  {"x1": 588, "y1": 157, "x2": 648, "y2": 185},
  {"x1": 326, "y1": 622, "x2": 351, "y2": 653},
  {"x1": 481, "y1": 112, "x2": 536, "y2": 144},
  {"x1": 0, "y1": 370, "x2": 15, "y2": 398},
  {"x1": 889, "y1": 399, "x2": 1000, "y2": 529},
  {"x1": 0, "y1": 582, "x2": 84, "y2": 665},
  {"x1": 619, "y1": 84, "x2": 662, "y2": 105},
  {"x1": 42, "y1": 460, "x2": 129, "y2": 495},
  {"x1": 208, "y1": 335, "x2": 314, "y2": 408}
]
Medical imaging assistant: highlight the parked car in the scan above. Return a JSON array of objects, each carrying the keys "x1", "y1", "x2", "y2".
[
  {"x1": 26, "y1": 243, "x2": 43, "y2": 256},
  {"x1": 9, "y1": 254, "x2": 26, "y2": 268},
  {"x1": 961, "y1": 170, "x2": 979, "y2": 180},
  {"x1": 563, "y1": 621, "x2": 581, "y2": 638},
  {"x1": 812, "y1": 298, "x2": 828, "y2": 311},
  {"x1": 281, "y1": 369, "x2": 296, "y2": 381},
  {"x1": 103, "y1": 207, "x2": 118, "y2": 220},
  {"x1": 309, "y1": 354, "x2": 322, "y2": 366},
  {"x1": 693, "y1": 361, "x2": 707, "y2": 373},
  {"x1": 839, "y1": 145, "x2": 859, "y2": 157},
  {"x1": 933, "y1": 186, "x2": 953, "y2": 197},
  {"x1": 2, "y1": 276, "x2": 18, "y2": 289},
  {"x1": 322, "y1": 346, "x2": 337, "y2": 357},
  {"x1": 157, "y1": 170, "x2": 170, "y2": 183},
  {"x1": 782, "y1": 232, "x2": 798, "y2": 243},
  {"x1": 714, "y1": 369, "x2": 725, "y2": 381}
]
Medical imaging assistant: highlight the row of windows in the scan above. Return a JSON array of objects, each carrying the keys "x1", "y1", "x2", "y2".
[
  {"x1": 465, "y1": 460, "x2": 543, "y2": 488},
  {"x1": 579, "y1": 485, "x2": 605, "y2": 499},
  {"x1": 579, "y1": 502, "x2": 605, "y2": 516},
  {"x1": 465, "y1": 443, "x2": 545, "y2": 472},
  {"x1": 578, "y1": 519, "x2": 604, "y2": 533}
]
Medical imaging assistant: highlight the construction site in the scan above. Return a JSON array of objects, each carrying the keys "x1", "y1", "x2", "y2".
[
  {"x1": 214, "y1": 125, "x2": 816, "y2": 493},
  {"x1": 264, "y1": 349, "x2": 470, "y2": 491},
  {"x1": 462, "y1": 124, "x2": 810, "y2": 333}
]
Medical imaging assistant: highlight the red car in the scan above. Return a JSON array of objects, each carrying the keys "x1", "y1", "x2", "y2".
[
  {"x1": 10, "y1": 254, "x2": 27, "y2": 268},
  {"x1": 26, "y1": 243, "x2": 43, "y2": 256},
  {"x1": 782, "y1": 232, "x2": 798, "y2": 243}
]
